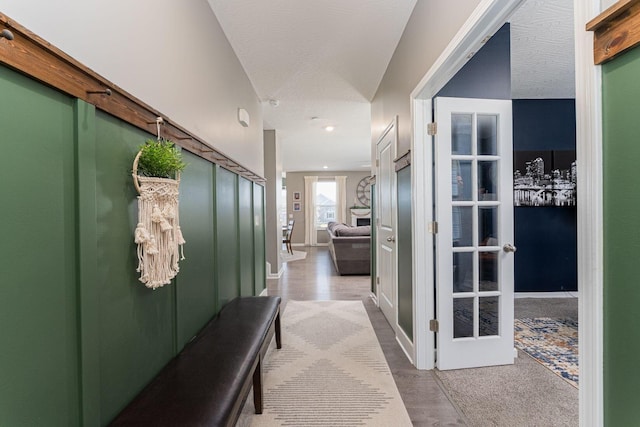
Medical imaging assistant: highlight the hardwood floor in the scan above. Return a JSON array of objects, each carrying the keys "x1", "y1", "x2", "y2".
[{"x1": 267, "y1": 247, "x2": 466, "y2": 426}]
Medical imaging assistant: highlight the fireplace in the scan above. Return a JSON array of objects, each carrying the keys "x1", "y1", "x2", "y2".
[{"x1": 350, "y1": 208, "x2": 371, "y2": 227}]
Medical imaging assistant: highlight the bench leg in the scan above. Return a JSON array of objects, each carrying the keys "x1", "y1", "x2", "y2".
[
  {"x1": 275, "y1": 311, "x2": 282, "y2": 349},
  {"x1": 253, "y1": 357, "x2": 263, "y2": 414}
]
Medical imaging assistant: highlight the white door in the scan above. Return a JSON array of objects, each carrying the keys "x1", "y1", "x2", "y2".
[
  {"x1": 376, "y1": 120, "x2": 397, "y2": 328},
  {"x1": 435, "y1": 97, "x2": 515, "y2": 370}
]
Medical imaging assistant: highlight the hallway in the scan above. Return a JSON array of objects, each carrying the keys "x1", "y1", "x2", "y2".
[
  {"x1": 266, "y1": 247, "x2": 466, "y2": 426},
  {"x1": 265, "y1": 247, "x2": 579, "y2": 426}
]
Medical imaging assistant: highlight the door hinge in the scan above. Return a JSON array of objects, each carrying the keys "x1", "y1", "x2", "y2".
[
  {"x1": 428, "y1": 221, "x2": 438, "y2": 234},
  {"x1": 427, "y1": 122, "x2": 437, "y2": 136},
  {"x1": 429, "y1": 319, "x2": 439, "y2": 333},
  {"x1": 376, "y1": 276, "x2": 380, "y2": 285},
  {"x1": 375, "y1": 159, "x2": 379, "y2": 167}
]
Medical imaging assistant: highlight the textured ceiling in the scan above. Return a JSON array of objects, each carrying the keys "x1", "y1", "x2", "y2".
[
  {"x1": 208, "y1": 0, "x2": 575, "y2": 172},
  {"x1": 207, "y1": 0, "x2": 417, "y2": 172},
  {"x1": 510, "y1": 0, "x2": 575, "y2": 99}
]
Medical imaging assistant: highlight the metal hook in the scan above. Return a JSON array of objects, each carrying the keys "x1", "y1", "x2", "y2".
[
  {"x1": 155, "y1": 117, "x2": 164, "y2": 140},
  {"x1": 0, "y1": 29, "x2": 14, "y2": 41},
  {"x1": 144, "y1": 117, "x2": 164, "y2": 140},
  {"x1": 87, "y1": 88, "x2": 112, "y2": 96},
  {"x1": 146, "y1": 117, "x2": 164, "y2": 125}
]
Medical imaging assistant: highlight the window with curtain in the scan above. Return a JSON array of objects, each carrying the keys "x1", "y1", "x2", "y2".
[{"x1": 315, "y1": 181, "x2": 337, "y2": 229}]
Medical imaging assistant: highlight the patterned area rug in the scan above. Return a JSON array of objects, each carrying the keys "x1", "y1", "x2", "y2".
[
  {"x1": 237, "y1": 300, "x2": 412, "y2": 426},
  {"x1": 514, "y1": 318, "x2": 579, "y2": 388}
]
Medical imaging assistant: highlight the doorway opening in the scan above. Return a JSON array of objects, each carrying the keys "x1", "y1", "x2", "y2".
[{"x1": 410, "y1": 0, "x2": 602, "y2": 424}]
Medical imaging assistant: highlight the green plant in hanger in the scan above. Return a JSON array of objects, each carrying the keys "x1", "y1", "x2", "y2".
[{"x1": 137, "y1": 139, "x2": 186, "y2": 178}]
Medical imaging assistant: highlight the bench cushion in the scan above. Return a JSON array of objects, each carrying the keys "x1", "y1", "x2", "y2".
[{"x1": 110, "y1": 296, "x2": 281, "y2": 427}]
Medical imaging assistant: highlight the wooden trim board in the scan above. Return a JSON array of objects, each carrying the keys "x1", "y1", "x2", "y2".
[
  {"x1": 0, "y1": 13, "x2": 265, "y2": 184},
  {"x1": 586, "y1": 0, "x2": 640, "y2": 64}
]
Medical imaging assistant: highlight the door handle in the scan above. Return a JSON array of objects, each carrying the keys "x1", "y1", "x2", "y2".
[
  {"x1": 386, "y1": 236, "x2": 396, "y2": 243},
  {"x1": 503, "y1": 243, "x2": 517, "y2": 253}
]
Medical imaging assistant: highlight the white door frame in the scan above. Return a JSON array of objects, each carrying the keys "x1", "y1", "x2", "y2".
[{"x1": 409, "y1": 0, "x2": 603, "y2": 424}]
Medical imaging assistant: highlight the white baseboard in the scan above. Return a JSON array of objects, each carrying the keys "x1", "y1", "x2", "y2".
[
  {"x1": 515, "y1": 291, "x2": 578, "y2": 299},
  {"x1": 369, "y1": 292, "x2": 379, "y2": 306},
  {"x1": 396, "y1": 327, "x2": 415, "y2": 365},
  {"x1": 265, "y1": 262, "x2": 284, "y2": 279}
]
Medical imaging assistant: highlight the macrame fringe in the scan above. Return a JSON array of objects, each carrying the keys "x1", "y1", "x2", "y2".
[{"x1": 134, "y1": 176, "x2": 185, "y2": 289}]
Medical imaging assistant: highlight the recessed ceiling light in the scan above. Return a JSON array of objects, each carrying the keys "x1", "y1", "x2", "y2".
[
  {"x1": 323, "y1": 165, "x2": 329, "y2": 169},
  {"x1": 325, "y1": 126, "x2": 334, "y2": 132}
]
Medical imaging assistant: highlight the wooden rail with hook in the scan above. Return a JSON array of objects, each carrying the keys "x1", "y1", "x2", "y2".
[{"x1": 0, "y1": 12, "x2": 265, "y2": 184}]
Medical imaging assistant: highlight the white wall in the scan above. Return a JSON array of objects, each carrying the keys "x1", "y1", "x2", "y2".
[
  {"x1": 371, "y1": 0, "x2": 481, "y2": 154},
  {"x1": 264, "y1": 130, "x2": 283, "y2": 274},
  {"x1": 1, "y1": 0, "x2": 264, "y2": 176}
]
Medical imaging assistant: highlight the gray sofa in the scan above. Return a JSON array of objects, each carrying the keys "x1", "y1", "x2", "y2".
[{"x1": 326, "y1": 222, "x2": 371, "y2": 275}]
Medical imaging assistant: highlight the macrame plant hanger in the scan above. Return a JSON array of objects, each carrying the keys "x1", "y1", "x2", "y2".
[{"x1": 132, "y1": 117, "x2": 186, "y2": 289}]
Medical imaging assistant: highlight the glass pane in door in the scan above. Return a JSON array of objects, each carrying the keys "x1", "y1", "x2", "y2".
[
  {"x1": 479, "y1": 296, "x2": 499, "y2": 336},
  {"x1": 452, "y1": 160, "x2": 473, "y2": 201},
  {"x1": 478, "y1": 206, "x2": 498, "y2": 246},
  {"x1": 478, "y1": 161, "x2": 497, "y2": 201},
  {"x1": 477, "y1": 114, "x2": 497, "y2": 155},
  {"x1": 453, "y1": 297, "x2": 474, "y2": 338},
  {"x1": 479, "y1": 252, "x2": 499, "y2": 292},
  {"x1": 452, "y1": 114, "x2": 472, "y2": 155},
  {"x1": 452, "y1": 206, "x2": 473, "y2": 246},
  {"x1": 453, "y1": 251, "x2": 474, "y2": 293}
]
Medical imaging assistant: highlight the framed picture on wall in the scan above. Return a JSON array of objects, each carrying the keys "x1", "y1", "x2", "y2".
[
  {"x1": 513, "y1": 150, "x2": 576, "y2": 207},
  {"x1": 293, "y1": 191, "x2": 301, "y2": 200},
  {"x1": 293, "y1": 202, "x2": 301, "y2": 212}
]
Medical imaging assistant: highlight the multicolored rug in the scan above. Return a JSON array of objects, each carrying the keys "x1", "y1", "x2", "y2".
[
  {"x1": 514, "y1": 317, "x2": 579, "y2": 388},
  {"x1": 237, "y1": 300, "x2": 412, "y2": 426}
]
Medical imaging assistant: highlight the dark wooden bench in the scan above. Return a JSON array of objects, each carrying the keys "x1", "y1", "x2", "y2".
[{"x1": 110, "y1": 296, "x2": 282, "y2": 427}]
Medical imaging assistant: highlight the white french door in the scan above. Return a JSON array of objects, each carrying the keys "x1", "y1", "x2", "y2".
[{"x1": 434, "y1": 97, "x2": 515, "y2": 370}]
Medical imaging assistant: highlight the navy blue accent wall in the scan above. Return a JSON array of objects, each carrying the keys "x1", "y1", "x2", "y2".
[
  {"x1": 513, "y1": 99, "x2": 576, "y2": 150},
  {"x1": 513, "y1": 99, "x2": 577, "y2": 292},
  {"x1": 437, "y1": 23, "x2": 511, "y2": 100}
]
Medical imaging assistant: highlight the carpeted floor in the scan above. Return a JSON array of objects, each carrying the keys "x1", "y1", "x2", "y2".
[
  {"x1": 435, "y1": 349, "x2": 578, "y2": 427},
  {"x1": 435, "y1": 297, "x2": 579, "y2": 426},
  {"x1": 237, "y1": 300, "x2": 412, "y2": 426}
]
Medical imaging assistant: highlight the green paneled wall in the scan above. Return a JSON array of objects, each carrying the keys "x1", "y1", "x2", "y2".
[
  {"x1": 238, "y1": 177, "x2": 256, "y2": 296},
  {"x1": 253, "y1": 183, "x2": 267, "y2": 295},
  {"x1": 215, "y1": 166, "x2": 240, "y2": 308},
  {"x1": 95, "y1": 112, "x2": 177, "y2": 423},
  {"x1": 602, "y1": 45, "x2": 640, "y2": 426},
  {"x1": 397, "y1": 166, "x2": 413, "y2": 339},
  {"x1": 0, "y1": 64, "x2": 80, "y2": 427},
  {"x1": 175, "y1": 151, "x2": 216, "y2": 348},
  {"x1": 0, "y1": 64, "x2": 266, "y2": 426}
]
